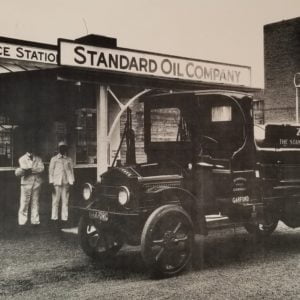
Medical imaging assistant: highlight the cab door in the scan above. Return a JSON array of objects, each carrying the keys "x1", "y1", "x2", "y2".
[{"x1": 194, "y1": 95, "x2": 251, "y2": 212}]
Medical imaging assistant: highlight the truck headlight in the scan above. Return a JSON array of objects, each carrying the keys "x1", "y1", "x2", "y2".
[
  {"x1": 118, "y1": 186, "x2": 130, "y2": 205},
  {"x1": 83, "y1": 183, "x2": 93, "y2": 201}
]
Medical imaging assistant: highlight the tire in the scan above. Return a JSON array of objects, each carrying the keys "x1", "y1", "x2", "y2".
[
  {"x1": 244, "y1": 214, "x2": 278, "y2": 238},
  {"x1": 141, "y1": 205, "x2": 194, "y2": 277},
  {"x1": 78, "y1": 215, "x2": 123, "y2": 259}
]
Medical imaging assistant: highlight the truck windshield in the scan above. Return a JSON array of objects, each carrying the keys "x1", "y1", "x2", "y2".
[
  {"x1": 145, "y1": 93, "x2": 247, "y2": 161},
  {"x1": 150, "y1": 107, "x2": 191, "y2": 142}
]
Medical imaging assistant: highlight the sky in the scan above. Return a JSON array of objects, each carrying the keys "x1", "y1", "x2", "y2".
[{"x1": 0, "y1": 0, "x2": 299, "y2": 88}]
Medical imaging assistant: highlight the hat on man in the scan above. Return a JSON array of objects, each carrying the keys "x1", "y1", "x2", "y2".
[{"x1": 58, "y1": 141, "x2": 68, "y2": 147}]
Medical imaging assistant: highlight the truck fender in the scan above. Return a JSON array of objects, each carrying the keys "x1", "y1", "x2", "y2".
[{"x1": 145, "y1": 186, "x2": 207, "y2": 233}]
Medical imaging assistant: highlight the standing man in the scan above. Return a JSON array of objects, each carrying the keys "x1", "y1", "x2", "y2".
[
  {"x1": 49, "y1": 141, "x2": 75, "y2": 227},
  {"x1": 15, "y1": 143, "x2": 44, "y2": 227}
]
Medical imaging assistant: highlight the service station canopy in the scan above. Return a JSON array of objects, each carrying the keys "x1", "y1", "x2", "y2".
[{"x1": 0, "y1": 36, "x2": 258, "y2": 92}]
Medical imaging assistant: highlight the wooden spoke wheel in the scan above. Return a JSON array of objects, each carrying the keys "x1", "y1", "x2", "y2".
[
  {"x1": 78, "y1": 215, "x2": 123, "y2": 259},
  {"x1": 141, "y1": 205, "x2": 194, "y2": 277}
]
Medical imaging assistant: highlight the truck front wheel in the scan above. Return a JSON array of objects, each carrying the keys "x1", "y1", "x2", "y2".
[{"x1": 141, "y1": 205, "x2": 194, "y2": 277}]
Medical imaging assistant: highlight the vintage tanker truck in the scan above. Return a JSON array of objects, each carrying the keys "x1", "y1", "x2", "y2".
[{"x1": 75, "y1": 90, "x2": 300, "y2": 276}]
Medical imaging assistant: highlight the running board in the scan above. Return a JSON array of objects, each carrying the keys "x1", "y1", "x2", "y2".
[{"x1": 205, "y1": 214, "x2": 237, "y2": 230}]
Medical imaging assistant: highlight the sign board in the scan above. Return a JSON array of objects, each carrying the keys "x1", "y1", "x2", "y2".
[
  {"x1": 59, "y1": 40, "x2": 251, "y2": 87},
  {"x1": 0, "y1": 42, "x2": 57, "y2": 65}
]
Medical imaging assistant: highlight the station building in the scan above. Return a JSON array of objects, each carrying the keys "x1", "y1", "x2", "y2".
[
  {"x1": 0, "y1": 34, "x2": 258, "y2": 230},
  {"x1": 263, "y1": 17, "x2": 300, "y2": 123}
]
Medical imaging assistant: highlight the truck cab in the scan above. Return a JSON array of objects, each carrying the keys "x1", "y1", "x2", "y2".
[{"x1": 143, "y1": 91, "x2": 256, "y2": 215}]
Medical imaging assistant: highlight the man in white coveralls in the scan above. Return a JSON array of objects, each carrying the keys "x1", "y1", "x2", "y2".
[
  {"x1": 49, "y1": 141, "x2": 75, "y2": 227},
  {"x1": 15, "y1": 142, "x2": 45, "y2": 226}
]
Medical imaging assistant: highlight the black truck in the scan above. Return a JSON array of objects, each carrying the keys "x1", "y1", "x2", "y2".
[{"x1": 76, "y1": 90, "x2": 300, "y2": 276}]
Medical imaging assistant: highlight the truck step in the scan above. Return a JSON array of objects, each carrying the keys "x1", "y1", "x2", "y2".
[{"x1": 205, "y1": 214, "x2": 236, "y2": 230}]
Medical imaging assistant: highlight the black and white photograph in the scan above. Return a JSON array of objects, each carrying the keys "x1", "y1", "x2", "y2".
[{"x1": 0, "y1": 0, "x2": 300, "y2": 298}]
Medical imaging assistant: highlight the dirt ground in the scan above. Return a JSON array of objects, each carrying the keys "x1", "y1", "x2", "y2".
[{"x1": 0, "y1": 222, "x2": 300, "y2": 300}]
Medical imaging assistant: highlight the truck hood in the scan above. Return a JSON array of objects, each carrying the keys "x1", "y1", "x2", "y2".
[{"x1": 101, "y1": 163, "x2": 183, "y2": 183}]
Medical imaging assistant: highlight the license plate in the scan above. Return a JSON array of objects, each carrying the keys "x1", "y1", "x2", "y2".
[
  {"x1": 232, "y1": 195, "x2": 250, "y2": 204},
  {"x1": 89, "y1": 210, "x2": 108, "y2": 222}
]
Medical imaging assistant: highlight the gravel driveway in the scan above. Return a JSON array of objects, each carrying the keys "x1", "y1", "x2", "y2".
[{"x1": 0, "y1": 223, "x2": 299, "y2": 299}]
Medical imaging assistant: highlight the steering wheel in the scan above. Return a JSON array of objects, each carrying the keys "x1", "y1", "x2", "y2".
[
  {"x1": 198, "y1": 135, "x2": 219, "y2": 156},
  {"x1": 200, "y1": 135, "x2": 218, "y2": 145}
]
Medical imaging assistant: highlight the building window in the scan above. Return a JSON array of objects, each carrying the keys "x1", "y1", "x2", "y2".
[
  {"x1": 0, "y1": 114, "x2": 17, "y2": 167},
  {"x1": 75, "y1": 108, "x2": 97, "y2": 164},
  {"x1": 253, "y1": 100, "x2": 265, "y2": 124}
]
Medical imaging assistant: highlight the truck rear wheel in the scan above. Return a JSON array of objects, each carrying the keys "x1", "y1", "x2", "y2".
[
  {"x1": 141, "y1": 205, "x2": 194, "y2": 277},
  {"x1": 244, "y1": 214, "x2": 278, "y2": 238},
  {"x1": 78, "y1": 215, "x2": 123, "y2": 259}
]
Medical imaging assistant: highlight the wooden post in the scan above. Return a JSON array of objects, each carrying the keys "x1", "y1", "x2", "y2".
[{"x1": 96, "y1": 85, "x2": 108, "y2": 181}]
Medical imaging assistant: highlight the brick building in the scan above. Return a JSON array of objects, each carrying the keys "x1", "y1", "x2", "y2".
[{"x1": 263, "y1": 17, "x2": 300, "y2": 123}]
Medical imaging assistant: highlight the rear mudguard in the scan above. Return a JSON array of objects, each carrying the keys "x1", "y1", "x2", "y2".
[{"x1": 145, "y1": 186, "x2": 207, "y2": 235}]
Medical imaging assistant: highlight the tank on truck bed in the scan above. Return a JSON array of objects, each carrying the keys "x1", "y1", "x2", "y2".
[{"x1": 255, "y1": 123, "x2": 300, "y2": 229}]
